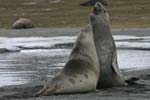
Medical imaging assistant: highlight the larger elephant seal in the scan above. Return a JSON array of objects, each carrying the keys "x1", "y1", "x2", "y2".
[
  {"x1": 90, "y1": 2, "x2": 125, "y2": 89},
  {"x1": 36, "y1": 25, "x2": 100, "y2": 96}
]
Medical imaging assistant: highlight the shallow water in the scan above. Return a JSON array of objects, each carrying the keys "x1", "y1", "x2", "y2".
[{"x1": 0, "y1": 29, "x2": 150, "y2": 87}]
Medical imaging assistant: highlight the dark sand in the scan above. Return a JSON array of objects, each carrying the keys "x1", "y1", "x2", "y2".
[{"x1": 0, "y1": 69, "x2": 150, "y2": 100}]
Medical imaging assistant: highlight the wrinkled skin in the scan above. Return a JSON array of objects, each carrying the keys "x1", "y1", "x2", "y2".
[{"x1": 90, "y1": 2, "x2": 126, "y2": 89}]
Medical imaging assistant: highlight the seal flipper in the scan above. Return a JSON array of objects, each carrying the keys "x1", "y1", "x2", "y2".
[
  {"x1": 111, "y1": 52, "x2": 122, "y2": 76},
  {"x1": 34, "y1": 87, "x2": 46, "y2": 97},
  {"x1": 111, "y1": 51, "x2": 127, "y2": 86},
  {"x1": 111, "y1": 52, "x2": 139, "y2": 86}
]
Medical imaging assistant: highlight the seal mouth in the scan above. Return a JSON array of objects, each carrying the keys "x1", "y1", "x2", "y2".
[
  {"x1": 91, "y1": 2, "x2": 101, "y2": 16},
  {"x1": 90, "y1": 6, "x2": 98, "y2": 16},
  {"x1": 93, "y1": 7, "x2": 98, "y2": 15}
]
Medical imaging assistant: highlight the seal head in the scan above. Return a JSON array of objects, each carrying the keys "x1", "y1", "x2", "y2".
[{"x1": 90, "y1": 2, "x2": 109, "y2": 26}]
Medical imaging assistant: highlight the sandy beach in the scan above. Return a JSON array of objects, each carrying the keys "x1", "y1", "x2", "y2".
[
  {"x1": 0, "y1": 68, "x2": 150, "y2": 100},
  {"x1": 0, "y1": 28, "x2": 150, "y2": 100}
]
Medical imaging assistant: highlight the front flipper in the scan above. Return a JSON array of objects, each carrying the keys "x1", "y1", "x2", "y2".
[
  {"x1": 111, "y1": 51, "x2": 126, "y2": 86},
  {"x1": 111, "y1": 52, "x2": 123, "y2": 76},
  {"x1": 112, "y1": 52, "x2": 139, "y2": 86}
]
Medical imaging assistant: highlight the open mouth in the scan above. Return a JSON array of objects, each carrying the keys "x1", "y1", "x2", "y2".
[
  {"x1": 91, "y1": 7, "x2": 97, "y2": 16},
  {"x1": 91, "y1": 2, "x2": 105, "y2": 16},
  {"x1": 93, "y1": 7, "x2": 98, "y2": 15}
]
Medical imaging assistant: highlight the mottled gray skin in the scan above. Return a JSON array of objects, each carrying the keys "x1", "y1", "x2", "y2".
[
  {"x1": 90, "y1": 2, "x2": 125, "y2": 89},
  {"x1": 35, "y1": 25, "x2": 100, "y2": 96}
]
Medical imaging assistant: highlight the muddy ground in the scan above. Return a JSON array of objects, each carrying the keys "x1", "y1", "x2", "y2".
[{"x1": 0, "y1": 69, "x2": 150, "y2": 100}]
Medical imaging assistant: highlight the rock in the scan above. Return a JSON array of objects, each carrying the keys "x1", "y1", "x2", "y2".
[
  {"x1": 0, "y1": 47, "x2": 20, "y2": 53},
  {"x1": 80, "y1": 0, "x2": 108, "y2": 6},
  {"x1": 12, "y1": 18, "x2": 34, "y2": 29}
]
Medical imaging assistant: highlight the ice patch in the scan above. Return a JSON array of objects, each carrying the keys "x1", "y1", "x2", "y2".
[
  {"x1": 0, "y1": 35, "x2": 150, "y2": 52},
  {"x1": 20, "y1": 49, "x2": 71, "y2": 57},
  {"x1": 0, "y1": 36, "x2": 76, "y2": 52},
  {"x1": 116, "y1": 42, "x2": 150, "y2": 50},
  {"x1": 114, "y1": 35, "x2": 141, "y2": 41},
  {"x1": 112, "y1": 35, "x2": 150, "y2": 50}
]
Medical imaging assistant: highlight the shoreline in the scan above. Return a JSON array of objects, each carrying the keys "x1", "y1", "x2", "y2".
[{"x1": 0, "y1": 28, "x2": 150, "y2": 37}]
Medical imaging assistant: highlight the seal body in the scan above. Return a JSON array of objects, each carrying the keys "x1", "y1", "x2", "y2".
[
  {"x1": 90, "y1": 2, "x2": 125, "y2": 89},
  {"x1": 36, "y1": 25, "x2": 100, "y2": 96}
]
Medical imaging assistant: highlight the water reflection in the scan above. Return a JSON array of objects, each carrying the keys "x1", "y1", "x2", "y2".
[
  {"x1": 0, "y1": 35, "x2": 150, "y2": 87},
  {"x1": 0, "y1": 49, "x2": 69, "y2": 87}
]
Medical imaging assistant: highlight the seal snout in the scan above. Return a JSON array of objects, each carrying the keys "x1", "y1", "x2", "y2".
[
  {"x1": 92, "y1": 6, "x2": 98, "y2": 15},
  {"x1": 92, "y1": 2, "x2": 102, "y2": 15},
  {"x1": 92, "y1": 2, "x2": 106, "y2": 15}
]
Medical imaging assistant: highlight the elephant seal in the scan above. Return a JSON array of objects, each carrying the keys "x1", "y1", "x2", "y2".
[
  {"x1": 90, "y1": 2, "x2": 125, "y2": 89},
  {"x1": 36, "y1": 25, "x2": 100, "y2": 96},
  {"x1": 12, "y1": 18, "x2": 34, "y2": 29}
]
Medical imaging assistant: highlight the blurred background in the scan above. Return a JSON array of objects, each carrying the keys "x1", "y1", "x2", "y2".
[{"x1": 0, "y1": 0, "x2": 150, "y2": 28}]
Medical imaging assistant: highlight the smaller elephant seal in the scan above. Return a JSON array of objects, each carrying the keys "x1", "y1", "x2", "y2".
[
  {"x1": 12, "y1": 18, "x2": 34, "y2": 29},
  {"x1": 35, "y1": 25, "x2": 100, "y2": 96},
  {"x1": 90, "y1": 2, "x2": 126, "y2": 89}
]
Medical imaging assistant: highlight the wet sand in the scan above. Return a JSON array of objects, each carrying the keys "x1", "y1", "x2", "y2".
[
  {"x1": 0, "y1": 28, "x2": 150, "y2": 100},
  {"x1": 0, "y1": 69, "x2": 150, "y2": 100}
]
